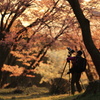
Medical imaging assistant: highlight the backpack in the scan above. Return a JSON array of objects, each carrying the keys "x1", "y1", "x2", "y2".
[{"x1": 74, "y1": 57, "x2": 87, "y2": 73}]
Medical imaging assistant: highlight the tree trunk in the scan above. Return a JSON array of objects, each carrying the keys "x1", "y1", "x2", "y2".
[
  {"x1": 67, "y1": 0, "x2": 100, "y2": 76},
  {"x1": 0, "y1": 45, "x2": 10, "y2": 87}
]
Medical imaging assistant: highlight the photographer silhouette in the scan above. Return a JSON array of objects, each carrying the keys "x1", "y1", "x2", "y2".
[{"x1": 67, "y1": 50, "x2": 86, "y2": 95}]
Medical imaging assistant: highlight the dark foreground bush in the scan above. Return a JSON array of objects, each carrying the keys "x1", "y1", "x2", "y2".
[
  {"x1": 49, "y1": 78, "x2": 70, "y2": 94},
  {"x1": 83, "y1": 80, "x2": 100, "y2": 95},
  {"x1": 75, "y1": 80, "x2": 100, "y2": 100}
]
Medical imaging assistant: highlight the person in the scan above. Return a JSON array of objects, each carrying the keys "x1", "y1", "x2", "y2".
[{"x1": 67, "y1": 50, "x2": 83, "y2": 95}]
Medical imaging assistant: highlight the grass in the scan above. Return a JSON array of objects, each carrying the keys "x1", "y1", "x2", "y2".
[
  {"x1": 0, "y1": 86, "x2": 77, "y2": 100},
  {"x1": 0, "y1": 86, "x2": 100, "y2": 100}
]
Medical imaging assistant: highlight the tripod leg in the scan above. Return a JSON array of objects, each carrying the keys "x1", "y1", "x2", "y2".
[
  {"x1": 68, "y1": 62, "x2": 71, "y2": 95},
  {"x1": 61, "y1": 61, "x2": 68, "y2": 79},
  {"x1": 54, "y1": 61, "x2": 68, "y2": 93}
]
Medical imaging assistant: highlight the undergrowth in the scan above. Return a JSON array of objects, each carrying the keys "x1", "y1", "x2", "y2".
[{"x1": 0, "y1": 86, "x2": 99, "y2": 100}]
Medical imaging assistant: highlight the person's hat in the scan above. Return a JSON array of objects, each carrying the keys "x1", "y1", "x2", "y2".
[{"x1": 77, "y1": 50, "x2": 82, "y2": 55}]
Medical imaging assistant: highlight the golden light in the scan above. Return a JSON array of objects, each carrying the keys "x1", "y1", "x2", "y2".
[
  {"x1": 79, "y1": 0, "x2": 91, "y2": 3},
  {"x1": 84, "y1": 0, "x2": 91, "y2": 2}
]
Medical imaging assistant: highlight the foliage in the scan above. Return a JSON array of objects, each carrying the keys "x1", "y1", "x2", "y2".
[
  {"x1": 34, "y1": 49, "x2": 78, "y2": 85},
  {"x1": 0, "y1": 0, "x2": 99, "y2": 88},
  {"x1": 49, "y1": 78, "x2": 70, "y2": 94}
]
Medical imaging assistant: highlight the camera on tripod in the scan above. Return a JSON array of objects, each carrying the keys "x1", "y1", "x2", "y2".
[{"x1": 67, "y1": 47, "x2": 75, "y2": 55}]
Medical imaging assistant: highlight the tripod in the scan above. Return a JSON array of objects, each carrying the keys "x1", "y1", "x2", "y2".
[
  {"x1": 54, "y1": 52, "x2": 72, "y2": 94},
  {"x1": 67, "y1": 53, "x2": 72, "y2": 95}
]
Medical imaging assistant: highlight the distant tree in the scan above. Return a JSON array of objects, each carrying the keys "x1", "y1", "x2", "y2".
[{"x1": 0, "y1": 0, "x2": 34, "y2": 87}]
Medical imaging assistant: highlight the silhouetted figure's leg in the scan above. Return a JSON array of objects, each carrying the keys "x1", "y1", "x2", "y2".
[
  {"x1": 71, "y1": 73, "x2": 82, "y2": 95},
  {"x1": 76, "y1": 73, "x2": 82, "y2": 93},
  {"x1": 71, "y1": 73, "x2": 76, "y2": 95}
]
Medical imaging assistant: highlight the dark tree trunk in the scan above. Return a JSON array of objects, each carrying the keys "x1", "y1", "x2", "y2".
[
  {"x1": 0, "y1": 45, "x2": 10, "y2": 87},
  {"x1": 67, "y1": 0, "x2": 100, "y2": 76}
]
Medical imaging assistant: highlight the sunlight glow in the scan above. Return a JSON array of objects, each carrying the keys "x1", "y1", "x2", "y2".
[{"x1": 84, "y1": 0, "x2": 91, "y2": 2}]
